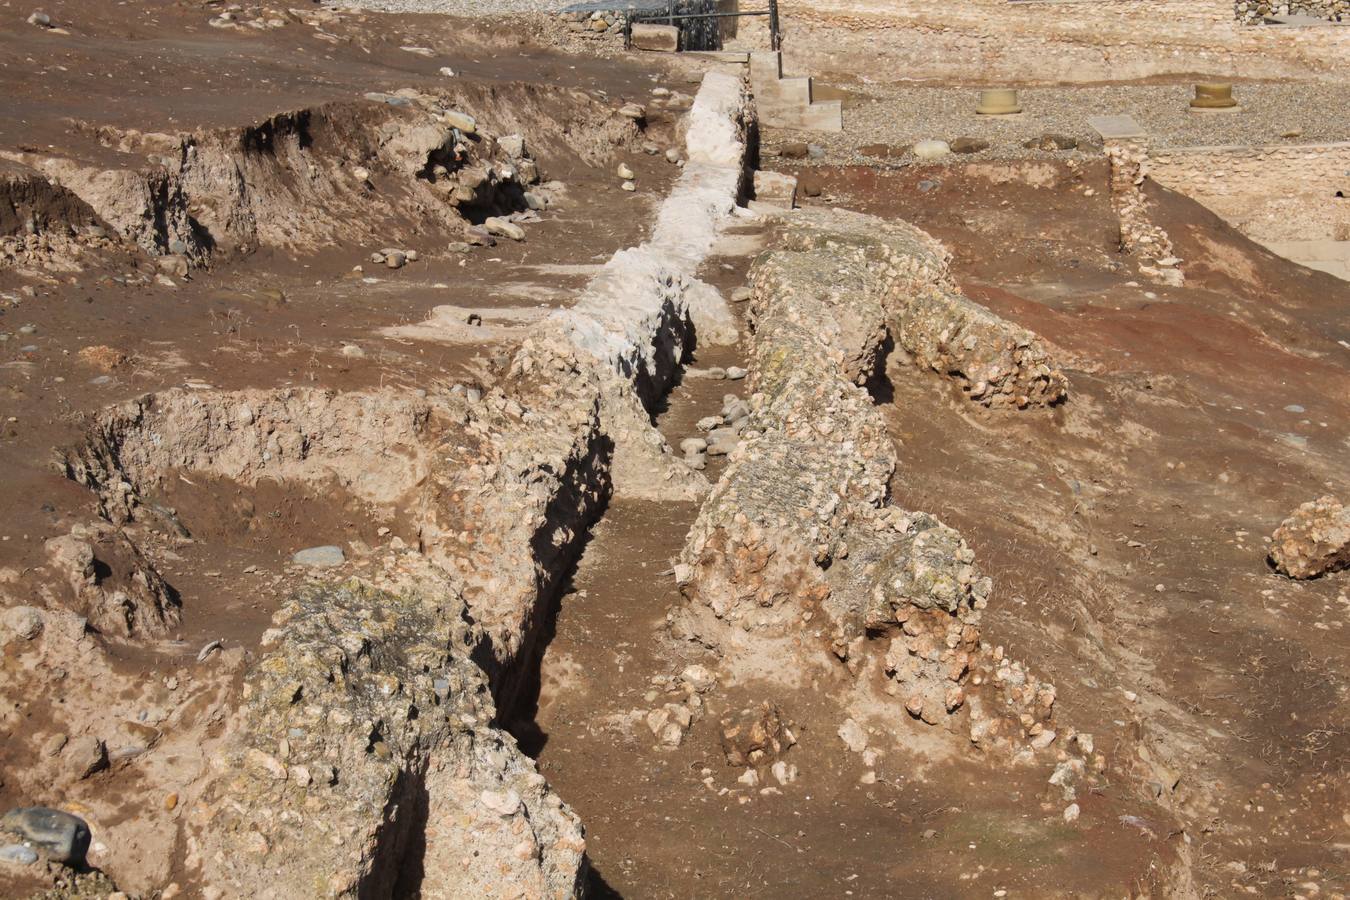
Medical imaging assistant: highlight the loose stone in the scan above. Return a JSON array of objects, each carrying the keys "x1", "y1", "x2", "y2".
[{"x1": 292, "y1": 546, "x2": 345, "y2": 567}]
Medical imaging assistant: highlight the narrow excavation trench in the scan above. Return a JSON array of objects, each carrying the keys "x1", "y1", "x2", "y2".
[{"x1": 520, "y1": 239, "x2": 758, "y2": 896}]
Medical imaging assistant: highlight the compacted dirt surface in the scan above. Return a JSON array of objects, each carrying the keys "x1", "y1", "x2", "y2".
[
  {"x1": 2, "y1": 2, "x2": 1349, "y2": 899},
  {"x1": 0, "y1": 2, "x2": 700, "y2": 895}
]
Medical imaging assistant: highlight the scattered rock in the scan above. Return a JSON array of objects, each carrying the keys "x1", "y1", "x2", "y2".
[
  {"x1": 837, "y1": 718, "x2": 867, "y2": 753},
  {"x1": 680, "y1": 664, "x2": 716, "y2": 692},
  {"x1": 2, "y1": 605, "x2": 44, "y2": 642},
  {"x1": 799, "y1": 175, "x2": 823, "y2": 198},
  {"x1": 0, "y1": 844, "x2": 38, "y2": 866},
  {"x1": 778, "y1": 142, "x2": 809, "y2": 160},
  {"x1": 621, "y1": 180, "x2": 637, "y2": 192},
  {"x1": 1064, "y1": 803, "x2": 1081, "y2": 823},
  {"x1": 730, "y1": 287, "x2": 752, "y2": 303},
  {"x1": 484, "y1": 217, "x2": 525, "y2": 241},
  {"x1": 65, "y1": 735, "x2": 108, "y2": 779},
  {"x1": 1269, "y1": 495, "x2": 1350, "y2": 579},
  {"x1": 616, "y1": 163, "x2": 636, "y2": 180},
  {"x1": 291, "y1": 545, "x2": 345, "y2": 568},
  {"x1": 27, "y1": 11, "x2": 51, "y2": 27},
  {"x1": 949, "y1": 137, "x2": 990, "y2": 154},
  {"x1": 680, "y1": 437, "x2": 708, "y2": 455},
  {"x1": 912, "y1": 140, "x2": 951, "y2": 160},
  {"x1": 618, "y1": 103, "x2": 645, "y2": 120},
  {"x1": 725, "y1": 366, "x2": 748, "y2": 381},
  {"x1": 441, "y1": 110, "x2": 477, "y2": 134},
  {"x1": 665, "y1": 148, "x2": 682, "y2": 164},
  {"x1": 1023, "y1": 133, "x2": 1079, "y2": 151},
  {"x1": 720, "y1": 703, "x2": 794, "y2": 767},
  {"x1": 705, "y1": 427, "x2": 739, "y2": 456},
  {"x1": 0, "y1": 807, "x2": 90, "y2": 865}
]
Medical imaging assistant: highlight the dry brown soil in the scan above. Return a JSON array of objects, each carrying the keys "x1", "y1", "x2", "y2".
[
  {"x1": 528, "y1": 162, "x2": 1349, "y2": 897},
  {"x1": 0, "y1": 2, "x2": 690, "y2": 893}
]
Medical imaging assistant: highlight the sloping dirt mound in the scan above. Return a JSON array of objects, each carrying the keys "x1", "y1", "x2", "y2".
[
  {"x1": 58, "y1": 387, "x2": 434, "y2": 527},
  {"x1": 0, "y1": 162, "x2": 120, "y2": 273},
  {"x1": 4, "y1": 81, "x2": 640, "y2": 267}
]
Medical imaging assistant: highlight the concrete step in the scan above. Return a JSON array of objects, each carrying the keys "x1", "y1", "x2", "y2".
[
  {"x1": 758, "y1": 75, "x2": 813, "y2": 108},
  {"x1": 748, "y1": 50, "x2": 782, "y2": 87},
  {"x1": 683, "y1": 50, "x2": 750, "y2": 63},
  {"x1": 761, "y1": 99, "x2": 843, "y2": 133}
]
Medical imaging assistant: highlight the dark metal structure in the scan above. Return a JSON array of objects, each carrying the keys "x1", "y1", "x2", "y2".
[{"x1": 562, "y1": 0, "x2": 779, "y2": 52}]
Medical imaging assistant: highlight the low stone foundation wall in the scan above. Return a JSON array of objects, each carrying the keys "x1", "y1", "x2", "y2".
[
  {"x1": 1149, "y1": 142, "x2": 1350, "y2": 243},
  {"x1": 785, "y1": 0, "x2": 1348, "y2": 83}
]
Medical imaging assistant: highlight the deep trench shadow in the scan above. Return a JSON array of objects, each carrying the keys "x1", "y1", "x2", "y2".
[
  {"x1": 865, "y1": 333, "x2": 896, "y2": 405},
  {"x1": 502, "y1": 479, "x2": 611, "y2": 759},
  {"x1": 371, "y1": 764, "x2": 431, "y2": 900},
  {"x1": 583, "y1": 862, "x2": 625, "y2": 898},
  {"x1": 644, "y1": 348, "x2": 694, "y2": 422}
]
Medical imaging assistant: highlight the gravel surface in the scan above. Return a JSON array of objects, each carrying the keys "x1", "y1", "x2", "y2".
[
  {"x1": 328, "y1": 0, "x2": 562, "y2": 14},
  {"x1": 776, "y1": 80, "x2": 1350, "y2": 164}
]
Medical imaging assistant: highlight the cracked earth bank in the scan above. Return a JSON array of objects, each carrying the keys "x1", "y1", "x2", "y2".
[{"x1": 2, "y1": 5, "x2": 1348, "y2": 900}]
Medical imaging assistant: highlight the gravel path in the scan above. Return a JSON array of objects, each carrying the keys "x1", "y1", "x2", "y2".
[{"x1": 780, "y1": 80, "x2": 1350, "y2": 162}]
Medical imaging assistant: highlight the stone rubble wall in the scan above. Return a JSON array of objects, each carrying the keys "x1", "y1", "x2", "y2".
[
  {"x1": 547, "y1": 70, "x2": 751, "y2": 499},
  {"x1": 1148, "y1": 141, "x2": 1350, "y2": 243},
  {"x1": 776, "y1": 207, "x2": 1068, "y2": 408},
  {"x1": 557, "y1": 0, "x2": 722, "y2": 49},
  {"x1": 784, "y1": 0, "x2": 1347, "y2": 82},
  {"x1": 673, "y1": 207, "x2": 1061, "y2": 753},
  {"x1": 1104, "y1": 138, "x2": 1185, "y2": 285},
  {"x1": 1236, "y1": 0, "x2": 1346, "y2": 23},
  {"x1": 177, "y1": 71, "x2": 752, "y2": 899}
]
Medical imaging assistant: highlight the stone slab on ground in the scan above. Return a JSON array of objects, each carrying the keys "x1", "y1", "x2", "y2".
[{"x1": 1088, "y1": 114, "x2": 1147, "y2": 140}]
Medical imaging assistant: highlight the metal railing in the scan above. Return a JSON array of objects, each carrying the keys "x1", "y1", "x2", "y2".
[{"x1": 622, "y1": 0, "x2": 781, "y2": 51}]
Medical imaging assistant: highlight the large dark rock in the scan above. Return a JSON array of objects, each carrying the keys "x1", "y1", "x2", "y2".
[{"x1": 1, "y1": 807, "x2": 91, "y2": 865}]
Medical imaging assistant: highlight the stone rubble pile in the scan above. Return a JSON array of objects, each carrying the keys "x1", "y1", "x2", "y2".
[{"x1": 1236, "y1": 0, "x2": 1346, "y2": 23}]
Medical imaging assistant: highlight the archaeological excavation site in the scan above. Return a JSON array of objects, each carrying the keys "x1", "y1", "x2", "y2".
[{"x1": 0, "y1": 0, "x2": 1347, "y2": 896}]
